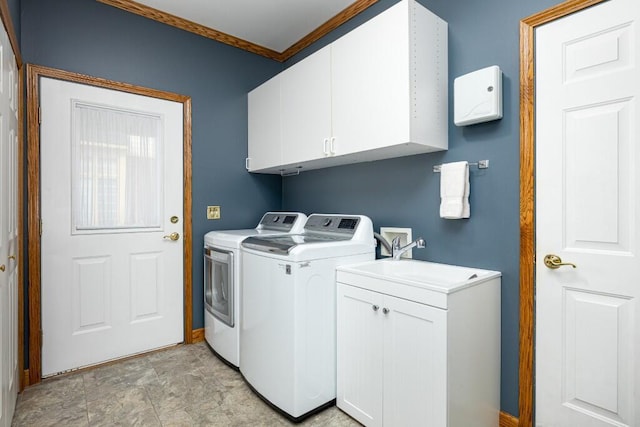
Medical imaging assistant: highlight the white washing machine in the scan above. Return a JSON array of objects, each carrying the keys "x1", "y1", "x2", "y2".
[
  {"x1": 203, "y1": 212, "x2": 307, "y2": 368},
  {"x1": 240, "y1": 214, "x2": 375, "y2": 421}
]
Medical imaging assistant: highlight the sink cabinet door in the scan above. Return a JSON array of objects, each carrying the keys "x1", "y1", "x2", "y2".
[
  {"x1": 337, "y1": 284, "x2": 384, "y2": 427},
  {"x1": 382, "y1": 295, "x2": 448, "y2": 427}
]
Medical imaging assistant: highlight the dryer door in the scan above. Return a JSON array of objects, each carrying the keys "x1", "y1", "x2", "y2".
[{"x1": 204, "y1": 246, "x2": 234, "y2": 327}]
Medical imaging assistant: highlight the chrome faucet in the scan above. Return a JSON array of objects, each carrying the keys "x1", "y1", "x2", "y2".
[{"x1": 391, "y1": 236, "x2": 426, "y2": 260}]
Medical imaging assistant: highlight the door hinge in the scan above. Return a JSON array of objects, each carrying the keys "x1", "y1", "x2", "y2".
[
  {"x1": 40, "y1": 219, "x2": 43, "y2": 236},
  {"x1": 38, "y1": 106, "x2": 42, "y2": 124}
]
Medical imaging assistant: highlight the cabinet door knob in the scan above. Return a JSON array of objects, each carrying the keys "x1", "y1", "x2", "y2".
[
  {"x1": 372, "y1": 305, "x2": 379, "y2": 311},
  {"x1": 382, "y1": 307, "x2": 389, "y2": 314}
]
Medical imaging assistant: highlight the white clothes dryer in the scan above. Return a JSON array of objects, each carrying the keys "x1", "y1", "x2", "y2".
[
  {"x1": 240, "y1": 214, "x2": 375, "y2": 421},
  {"x1": 203, "y1": 212, "x2": 307, "y2": 368}
]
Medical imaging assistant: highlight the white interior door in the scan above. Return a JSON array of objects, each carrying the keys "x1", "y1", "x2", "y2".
[
  {"x1": 535, "y1": 0, "x2": 640, "y2": 425},
  {"x1": 40, "y1": 77, "x2": 184, "y2": 377},
  {"x1": 0, "y1": 17, "x2": 18, "y2": 427}
]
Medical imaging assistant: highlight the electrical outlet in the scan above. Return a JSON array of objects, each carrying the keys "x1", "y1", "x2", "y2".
[{"x1": 207, "y1": 205, "x2": 221, "y2": 220}]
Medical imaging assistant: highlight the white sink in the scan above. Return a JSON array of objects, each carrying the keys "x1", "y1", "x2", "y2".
[{"x1": 336, "y1": 259, "x2": 501, "y2": 294}]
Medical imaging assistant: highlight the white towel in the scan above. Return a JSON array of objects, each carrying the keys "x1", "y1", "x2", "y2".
[{"x1": 439, "y1": 161, "x2": 470, "y2": 219}]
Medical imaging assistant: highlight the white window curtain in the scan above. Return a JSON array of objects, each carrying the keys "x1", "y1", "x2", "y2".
[{"x1": 72, "y1": 101, "x2": 163, "y2": 232}]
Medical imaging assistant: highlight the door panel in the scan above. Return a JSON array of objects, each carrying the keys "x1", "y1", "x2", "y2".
[
  {"x1": 130, "y1": 252, "x2": 163, "y2": 322},
  {"x1": 535, "y1": 0, "x2": 639, "y2": 425},
  {"x1": 564, "y1": 100, "x2": 631, "y2": 252},
  {"x1": 562, "y1": 289, "x2": 632, "y2": 421},
  {"x1": 40, "y1": 77, "x2": 184, "y2": 376},
  {"x1": 71, "y1": 256, "x2": 111, "y2": 334}
]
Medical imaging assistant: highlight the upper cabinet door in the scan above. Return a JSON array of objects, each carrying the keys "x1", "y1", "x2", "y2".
[
  {"x1": 247, "y1": 74, "x2": 282, "y2": 172},
  {"x1": 281, "y1": 45, "x2": 332, "y2": 166},
  {"x1": 331, "y1": 0, "x2": 447, "y2": 157},
  {"x1": 331, "y1": 1, "x2": 411, "y2": 156}
]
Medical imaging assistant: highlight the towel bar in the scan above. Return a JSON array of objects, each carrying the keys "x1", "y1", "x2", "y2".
[{"x1": 433, "y1": 159, "x2": 489, "y2": 173}]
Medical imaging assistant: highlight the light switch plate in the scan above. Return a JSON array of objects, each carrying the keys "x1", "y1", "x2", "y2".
[
  {"x1": 207, "y1": 205, "x2": 221, "y2": 220},
  {"x1": 380, "y1": 227, "x2": 412, "y2": 258}
]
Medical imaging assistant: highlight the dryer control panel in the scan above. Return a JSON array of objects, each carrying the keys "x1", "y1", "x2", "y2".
[{"x1": 258, "y1": 212, "x2": 307, "y2": 232}]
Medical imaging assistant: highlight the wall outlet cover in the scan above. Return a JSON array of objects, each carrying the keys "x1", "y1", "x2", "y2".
[
  {"x1": 380, "y1": 227, "x2": 412, "y2": 258},
  {"x1": 207, "y1": 205, "x2": 221, "y2": 220}
]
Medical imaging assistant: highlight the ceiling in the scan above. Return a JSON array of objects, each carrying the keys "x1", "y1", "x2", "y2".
[{"x1": 98, "y1": 0, "x2": 379, "y2": 62}]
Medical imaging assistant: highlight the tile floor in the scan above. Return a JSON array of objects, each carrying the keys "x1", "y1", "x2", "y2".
[{"x1": 12, "y1": 342, "x2": 360, "y2": 426}]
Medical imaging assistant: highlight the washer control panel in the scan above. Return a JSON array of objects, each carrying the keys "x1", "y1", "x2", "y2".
[{"x1": 304, "y1": 215, "x2": 361, "y2": 235}]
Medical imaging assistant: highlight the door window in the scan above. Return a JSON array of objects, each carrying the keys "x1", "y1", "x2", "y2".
[{"x1": 71, "y1": 101, "x2": 163, "y2": 233}]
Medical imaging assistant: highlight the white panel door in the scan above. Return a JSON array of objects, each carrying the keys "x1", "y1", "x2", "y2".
[
  {"x1": 0, "y1": 16, "x2": 19, "y2": 427},
  {"x1": 535, "y1": 0, "x2": 640, "y2": 425},
  {"x1": 40, "y1": 77, "x2": 184, "y2": 377}
]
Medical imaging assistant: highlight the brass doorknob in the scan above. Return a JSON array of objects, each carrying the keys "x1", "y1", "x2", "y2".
[
  {"x1": 543, "y1": 254, "x2": 576, "y2": 269},
  {"x1": 163, "y1": 232, "x2": 180, "y2": 241},
  {"x1": 0, "y1": 264, "x2": 5, "y2": 272}
]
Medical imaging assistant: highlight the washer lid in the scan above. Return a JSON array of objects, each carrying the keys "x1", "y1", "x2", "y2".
[{"x1": 241, "y1": 234, "x2": 350, "y2": 255}]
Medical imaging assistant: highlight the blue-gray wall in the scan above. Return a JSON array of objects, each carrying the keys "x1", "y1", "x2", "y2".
[
  {"x1": 7, "y1": 0, "x2": 19, "y2": 45},
  {"x1": 20, "y1": 0, "x2": 283, "y2": 352},
  {"x1": 17, "y1": 0, "x2": 568, "y2": 417},
  {"x1": 280, "y1": 0, "x2": 563, "y2": 416}
]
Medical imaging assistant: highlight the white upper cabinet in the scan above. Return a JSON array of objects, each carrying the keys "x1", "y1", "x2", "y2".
[
  {"x1": 331, "y1": 0, "x2": 447, "y2": 157},
  {"x1": 247, "y1": 0, "x2": 448, "y2": 174},
  {"x1": 281, "y1": 45, "x2": 332, "y2": 165},
  {"x1": 247, "y1": 73, "x2": 282, "y2": 172}
]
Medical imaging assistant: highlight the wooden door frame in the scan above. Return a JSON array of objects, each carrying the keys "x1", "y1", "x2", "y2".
[
  {"x1": 26, "y1": 64, "x2": 193, "y2": 385},
  {"x1": 518, "y1": 1, "x2": 608, "y2": 425}
]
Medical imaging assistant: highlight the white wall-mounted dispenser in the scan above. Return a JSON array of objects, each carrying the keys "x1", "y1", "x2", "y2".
[{"x1": 454, "y1": 65, "x2": 502, "y2": 126}]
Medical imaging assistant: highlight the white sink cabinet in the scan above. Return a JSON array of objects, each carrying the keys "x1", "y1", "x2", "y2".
[
  {"x1": 246, "y1": 0, "x2": 447, "y2": 174},
  {"x1": 336, "y1": 260, "x2": 501, "y2": 427}
]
